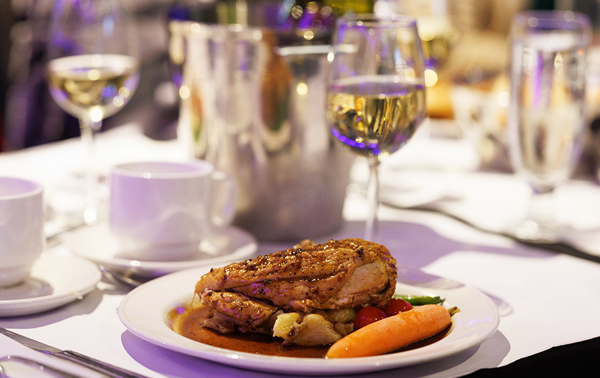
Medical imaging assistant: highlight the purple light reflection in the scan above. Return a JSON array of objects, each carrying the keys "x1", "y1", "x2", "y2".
[
  {"x1": 172, "y1": 73, "x2": 183, "y2": 88},
  {"x1": 50, "y1": 31, "x2": 78, "y2": 56},
  {"x1": 369, "y1": 144, "x2": 381, "y2": 156},
  {"x1": 331, "y1": 128, "x2": 365, "y2": 149},
  {"x1": 249, "y1": 282, "x2": 271, "y2": 296},
  {"x1": 101, "y1": 84, "x2": 117, "y2": 98},
  {"x1": 49, "y1": 87, "x2": 68, "y2": 103}
]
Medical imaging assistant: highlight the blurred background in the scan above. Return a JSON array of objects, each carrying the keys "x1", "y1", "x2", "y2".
[{"x1": 1, "y1": 0, "x2": 600, "y2": 179}]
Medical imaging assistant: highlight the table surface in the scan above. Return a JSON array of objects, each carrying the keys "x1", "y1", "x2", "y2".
[{"x1": 1, "y1": 123, "x2": 600, "y2": 378}]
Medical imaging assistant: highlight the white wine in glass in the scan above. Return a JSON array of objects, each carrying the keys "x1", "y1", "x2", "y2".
[
  {"x1": 47, "y1": 55, "x2": 138, "y2": 121},
  {"x1": 328, "y1": 78, "x2": 426, "y2": 157},
  {"x1": 327, "y1": 14, "x2": 427, "y2": 241},
  {"x1": 47, "y1": 0, "x2": 140, "y2": 225}
]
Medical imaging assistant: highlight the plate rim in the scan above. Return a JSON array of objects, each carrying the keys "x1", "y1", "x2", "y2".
[
  {"x1": 0, "y1": 253, "x2": 101, "y2": 317},
  {"x1": 118, "y1": 264, "x2": 500, "y2": 375}
]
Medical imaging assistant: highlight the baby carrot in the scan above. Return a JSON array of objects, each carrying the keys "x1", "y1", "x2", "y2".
[{"x1": 325, "y1": 304, "x2": 451, "y2": 358}]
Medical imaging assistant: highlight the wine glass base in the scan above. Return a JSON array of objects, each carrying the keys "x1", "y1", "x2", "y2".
[{"x1": 512, "y1": 219, "x2": 559, "y2": 243}]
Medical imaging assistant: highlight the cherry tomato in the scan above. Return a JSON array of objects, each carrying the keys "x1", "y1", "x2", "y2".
[
  {"x1": 354, "y1": 306, "x2": 386, "y2": 330},
  {"x1": 382, "y1": 298, "x2": 413, "y2": 317}
]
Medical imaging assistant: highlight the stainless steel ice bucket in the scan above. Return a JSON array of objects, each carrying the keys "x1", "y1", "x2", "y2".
[{"x1": 172, "y1": 23, "x2": 354, "y2": 241}]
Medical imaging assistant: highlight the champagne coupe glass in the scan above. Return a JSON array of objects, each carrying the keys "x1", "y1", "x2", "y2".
[
  {"x1": 508, "y1": 11, "x2": 591, "y2": 242},
  {"x1": 327, "y1": 14, "x2": 427, "y2": 241},
  {"x1": 47, "y1": 0, "x2": 140, "y2": 225}
]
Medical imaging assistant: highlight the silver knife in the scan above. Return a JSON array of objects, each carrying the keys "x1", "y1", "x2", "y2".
[
  {"x1": 0, "y1": 328, "x2": 149, "y2": 378},
  {"x1": 0, "y1": 355, "x2": 83, "y2": 378}
]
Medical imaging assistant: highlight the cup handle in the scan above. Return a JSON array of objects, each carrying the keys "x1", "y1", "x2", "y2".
[{"x1": 210, "y1": 170, "x2": 238, "y2": 227}]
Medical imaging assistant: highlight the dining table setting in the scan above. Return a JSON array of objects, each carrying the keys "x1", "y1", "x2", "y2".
[
  {"x1": 0, "y1": 118, "x2": 599, "y2": 378},
  {"x1": 3, "y1": 1, "x2": 600, "y2": 377}
]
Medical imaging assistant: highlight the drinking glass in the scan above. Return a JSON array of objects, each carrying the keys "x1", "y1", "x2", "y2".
[
  {"x1": 327, "y1": 14, "x2": 427, "y2": 241},
  {"x1": 508, "y1": 11, "x2": 591, "y2": 242},
  {"x1": 376, "y1": 0, "x2": 460, "y2": 85},
  {"x1": 47, "y1": 0, "x2": 140, "y2": 225}
]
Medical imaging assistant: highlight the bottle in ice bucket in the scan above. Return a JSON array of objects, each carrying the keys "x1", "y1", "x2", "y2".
[
  {"x1": 275, "y1": 0, "x2": 373, "y2": 43},
  {"x1": 169, "y1": 1, "x2": 374, "y2": 241}
]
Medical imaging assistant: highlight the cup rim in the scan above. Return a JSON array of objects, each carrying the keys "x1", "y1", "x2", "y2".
[
  {"x1": 0, "y1": 177, "x2": 43, "y2": 200},
  {"x1": 111, "y1": 161, "x2": 214, "y2": 179}
]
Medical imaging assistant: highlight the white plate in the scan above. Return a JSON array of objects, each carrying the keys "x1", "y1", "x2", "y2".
[
  {"x1": 118, "y1": 265, "x2": 500, "y2": 375},
  {"x1": 63, "y1": 224, "x2": 257, "y2": 278},
  {"x1": 0, "y1": 253, "x2": 101, "y2": 317}
]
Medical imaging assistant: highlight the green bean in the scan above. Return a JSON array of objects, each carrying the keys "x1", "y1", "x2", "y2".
[{"x1": 393, "y1": 294, "x2": 445, "y2": 306}]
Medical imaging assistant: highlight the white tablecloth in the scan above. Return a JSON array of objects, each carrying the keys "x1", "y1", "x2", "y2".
[{"x1": 2, "y1": 123, "x2": 600, "y2": 378}]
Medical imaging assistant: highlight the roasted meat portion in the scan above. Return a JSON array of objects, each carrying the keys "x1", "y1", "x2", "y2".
[{"x1": 195, "y1": 238, "x2": 397, "y2": 344}]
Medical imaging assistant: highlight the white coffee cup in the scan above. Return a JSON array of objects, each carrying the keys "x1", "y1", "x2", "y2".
[
  {"x1": 0, "y1": 177, "x2": 45, "y2": 287},
  {"x1": 109, "y1": 161, "x2": 237, "y2": 261}
]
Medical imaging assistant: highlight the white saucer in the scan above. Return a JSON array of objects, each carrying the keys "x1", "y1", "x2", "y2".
[
  {"x1": 63, "y1": 224, "x2": 257, "y2": 278},
  {"x1": 0, "y1": 253, "x2": 101, "y2": 317}
]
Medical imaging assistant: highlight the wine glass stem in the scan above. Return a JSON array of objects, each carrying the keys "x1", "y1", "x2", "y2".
[
  {"x1": 365, "y1": 157, "x2": 380, "y2": 241},
  {"x1": 79, "y1": 116, "x2": 101, "y2": 225}
]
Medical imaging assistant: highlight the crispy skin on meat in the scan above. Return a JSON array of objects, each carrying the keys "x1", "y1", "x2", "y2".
[
  {"x1": 200, "y1": 291, "x2": 279, "y2": 333},
  {"x1": 196, "y1": 238, "x2": 397, "y2": 317}
]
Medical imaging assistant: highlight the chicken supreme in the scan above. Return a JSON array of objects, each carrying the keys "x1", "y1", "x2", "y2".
[{"x1": 194, "y1": 238, "x2": 397, "y2": 346}]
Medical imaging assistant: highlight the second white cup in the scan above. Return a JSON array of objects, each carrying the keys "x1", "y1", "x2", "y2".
[{"x1": 109, "y1": 161, "x2": 237, "y2": 261}]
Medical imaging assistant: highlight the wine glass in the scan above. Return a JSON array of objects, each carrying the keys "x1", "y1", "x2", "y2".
[
  {"x1": 47, "y1": 0, "x2": 140, "y2": 225},
  {"x1": 327, "y1": 14, "x2": 427, "y2": 241},
  {"x1": 508, "y1": 11, "x2": 591, "y2": 242},
  {"x1": 376, "y1": 0, "x2": 460, "y2": 86}
]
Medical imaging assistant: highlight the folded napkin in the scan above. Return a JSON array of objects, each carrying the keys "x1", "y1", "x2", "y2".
[
  {"x1": 368, "y1": 130, "x2": 600, "y2": 262},
  {"x1": 415, "y1": 174, "x2": 600, "y2": 262}
]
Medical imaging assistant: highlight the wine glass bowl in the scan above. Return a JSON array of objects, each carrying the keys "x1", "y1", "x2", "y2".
[
  {"x1": 47, "y1": 54, "x2": 138, "y2": 122},
  {"x1": 47, "y1": 0, "x2": 140, "y2": 225},
  {"x1": 327, "y1": 77, "x2": 426, "y2": 158},
  {"x1": 327, "y1": 14, "x2": 427, "y2": 240}
]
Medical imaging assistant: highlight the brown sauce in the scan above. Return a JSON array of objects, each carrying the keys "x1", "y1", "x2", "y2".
[{"x1": 167, "y1": 304, "x2": 451, "y2": 358}]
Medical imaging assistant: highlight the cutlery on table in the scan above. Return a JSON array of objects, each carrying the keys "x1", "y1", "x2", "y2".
[
  {"x1": 0, "y1": 355, "x2": 83, "y2": 378},
  {"x1": 97, "y1": 266, "x2": 145, "y2": 290},
  {"x1": 0, "y1": 328, "x2": 148, "y2": 378}
]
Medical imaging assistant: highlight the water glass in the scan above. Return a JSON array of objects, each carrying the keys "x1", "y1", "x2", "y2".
[{"x1": 508, "y1": 11, "x2": 591, "y2": 242}]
